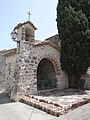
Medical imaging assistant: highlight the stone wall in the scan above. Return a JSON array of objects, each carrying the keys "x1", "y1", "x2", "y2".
[
  {"x1": 45, "y1": 34, "x2": 60, "y2": 46},
  {"x1": 81, "y1": 67, "x2": 90, "y2": 89},
  {"x1": 12, "y1": 42, "x2": 69, "y2": 101},
  {"x1": 0, "y1": 55, "x2": 6, "y2": 91},
  {"x1": 33, "y1": 44, "x2": 69, "y2": 90},
  {"x1": 5, "y1": 54, "x2": 16, "y2": 95}
]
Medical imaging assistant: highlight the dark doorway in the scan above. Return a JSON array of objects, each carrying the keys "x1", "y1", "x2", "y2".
[{"x1": 37, "y1": 58, "x2": 57, "y2": 90}]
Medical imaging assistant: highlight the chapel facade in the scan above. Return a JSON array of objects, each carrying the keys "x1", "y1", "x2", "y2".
[{"x1": 5, "y1": 20, "x2": 68, "y2": 100}]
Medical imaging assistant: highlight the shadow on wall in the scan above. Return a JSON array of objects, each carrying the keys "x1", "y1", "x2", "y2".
[
  {"x1": 0, "y1": 92, "x2": 13, "y2": 104},
  {"x1": 37, "y1": 58, "x2": 57, "y2": 90}
]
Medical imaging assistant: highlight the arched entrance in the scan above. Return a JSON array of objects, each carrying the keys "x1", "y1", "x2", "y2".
[{"x1": 37, "y1": 58, "x2": 57, "y2": 90}]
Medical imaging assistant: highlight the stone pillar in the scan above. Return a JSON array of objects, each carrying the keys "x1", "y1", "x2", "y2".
[{"x1": 11, "y1": 23, "x2": 37, "y2": 101}]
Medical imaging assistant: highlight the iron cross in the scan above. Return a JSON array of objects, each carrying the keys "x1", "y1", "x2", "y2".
[{"x1": 27, "y1": 11, "x2": 31, "y2": 20}]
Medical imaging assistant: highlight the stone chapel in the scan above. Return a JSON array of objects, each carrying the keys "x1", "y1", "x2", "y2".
[{"x1": 0, "y1": 20, "x2": 90, "y2": 101}]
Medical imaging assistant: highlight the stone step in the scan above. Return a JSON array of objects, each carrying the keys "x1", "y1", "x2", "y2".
[
  {"x1": 20, "y1": 96, "x2": 66, "y2": 117},
  {"x1": 20, "y1": 94, "x2": 90, "y2": 117}
]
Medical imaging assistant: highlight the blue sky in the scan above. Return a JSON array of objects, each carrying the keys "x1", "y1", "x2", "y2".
[{"x1": 0, "y1": 0, "x2": 58, "y2": 50}]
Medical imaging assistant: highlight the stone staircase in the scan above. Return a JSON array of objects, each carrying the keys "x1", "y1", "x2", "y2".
[
  {"x1": 20, "y1": 93, "x2": 90, "y2": 117},
  {"x1": 20, "y1": 95, "x2": 66, "y2": 117}
]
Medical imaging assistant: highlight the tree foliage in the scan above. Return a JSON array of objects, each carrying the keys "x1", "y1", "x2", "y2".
[{"x1": 57, "y1": 0, "x2": 90, "y2": 88}]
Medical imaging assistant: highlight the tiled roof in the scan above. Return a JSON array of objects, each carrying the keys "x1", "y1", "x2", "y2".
[
  {"x1": 4, "y1": 48, "x2": 17, "y2": 57},
  {"x1": 14, "y1": 21, "x2": 37, "y2": 30},
  {"x1": 2, "y1": 35, "x2": 60, "y2": 58},
  {"x1": 34, "y1": 41, "x2": 60, "y2": 51}
]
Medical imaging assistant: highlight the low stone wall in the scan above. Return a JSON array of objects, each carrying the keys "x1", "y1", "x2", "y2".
[
  {"x1": 5, "y1": 54, "x2": 16, "y2": 95},
  {"x1": 0, "y1": 55, "x2": 6, "y2": 91}
]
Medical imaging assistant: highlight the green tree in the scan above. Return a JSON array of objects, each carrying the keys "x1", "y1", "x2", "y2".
[
  {"x1": 57, "y1": 0, "x2": 90, "y2": 28},
  {"x1": 57, "y1": 0, "x2": 90, "y2": 88}
]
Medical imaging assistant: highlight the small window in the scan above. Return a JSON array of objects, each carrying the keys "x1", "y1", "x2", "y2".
[{"x1": 25, "y1": 28, "x2": 31, "y2": 41}]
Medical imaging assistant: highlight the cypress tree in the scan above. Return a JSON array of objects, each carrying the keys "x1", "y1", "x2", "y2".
[{"x1": 57, "y1": 0, "x2": 90, "y2": 88}]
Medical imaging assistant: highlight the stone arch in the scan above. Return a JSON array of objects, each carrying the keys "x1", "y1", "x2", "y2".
[
  {"x1": 37, "y1": 58, "x2": 57, "y2": 90},
  {"x1": 36, "y1": 55, "x2": 61, "y2": 90},
  {"x1": 36, "y1": 55, "x2": 61, "y2": 76}
]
